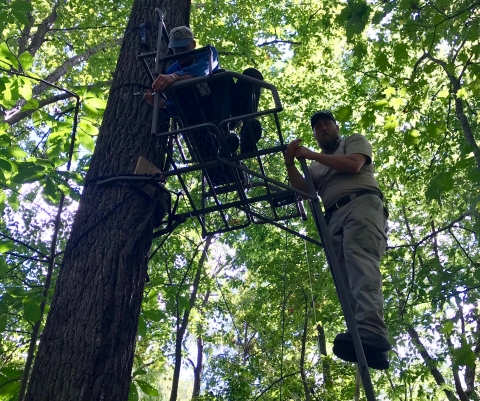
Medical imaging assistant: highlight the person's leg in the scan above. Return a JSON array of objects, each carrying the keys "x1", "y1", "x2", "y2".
[
  {"x1": 230, "y1": 68, "x2": 264, "y2": 118},
  {"x1": 342, "y1": 195, "x2": 388, "y2": 339},
  {"x1": 330, "y1": 195, "x2": 390, "y2": 369},
  {"x1": 229, "y1": 68, "x2": 264, "y2": 154}
]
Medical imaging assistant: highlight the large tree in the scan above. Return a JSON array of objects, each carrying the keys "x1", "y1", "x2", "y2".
[{"x1": 21, "y1": 1, "x2": 189, "y2": 400}]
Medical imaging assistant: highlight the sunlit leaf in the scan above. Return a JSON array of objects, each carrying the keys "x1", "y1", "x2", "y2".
[
  {"x1": 136, "y1": 380, "x2": 159, "y2": 396},
  {"x1": 77, "y1": 131, "x2": 95, "y2": 152},
  {"x1": 137, "y1": 315, "x2": 147, "y2": 337},
  {"x1": 18, "y1": 51, "x2": 33, "y2": 70}
]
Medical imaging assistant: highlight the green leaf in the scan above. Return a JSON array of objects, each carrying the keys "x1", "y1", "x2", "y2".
[
  {"x1": 42, "y1": 178, "x2": 58, "y2": 203},
  {"x1": 83, "y1": 97, "x2": 107, "y2": 109},
  {"x1": 0, "y1": 258, "x2": 8, "y2": 277},
  {"x1": 437, "y1": 90, "x2": 449, "y2": 98},
  {"x1": 178, "y1": 295, "x2": 190, "y2": 313},
  {"x1": 0, "y1": 377, "x2": 20, "y2": 395},
  {"x1": 353, "y1": 42, "x2": 367, "y2": 59},
  {"x1": 0, "y1": 314, "x2": 6, "y2": 333},
  {"x1": 21, "y1": 99, "x2": 39, "y2": 111},
  {"x1": 5, "y1": 287, "x2": 30, "y2": 297},
  {"x1": 23, "y1": 301, "x2": 41, "y2": 323},
  {"x1": 136, "y1": 380, "x2": 159, "y2": 396},
  {"x1": 78, "y1": 121, "x2": 99, "y2": 136},
  {"x1": 452, "y1": 339, "x2": 476, "y2": 368},
  {"x1": 372, "y1": 99, "x2": 388, "y2": 109},
  {"x1": 0, "y1": 158, "x2": 16, "y2": 172},
  {"x1": 11, "y1": 0, "x2": 34, "y2": 12},
  {"x1": 12, "y1": 162, "x2": 45, "y2": 184},
  {"x1": 128, "y1": 383, "x2": 139, "y2": 401},
  {"x1": 0, "y1": 43, "x2": 18, "y2": 69},
  {"x1": 132, "y1": 369, "x2": 147, "y2": 378},
  {"x1": 375, "y1": 52, "x2": 390, "y2": 72},
  {"x1": 425, "y1": 171, "x2": 455, "y2": 203},
  {"x1": 404, "y1": 129, "x2": 420, "y2": 147},
  {"x1": 18, "y1": 78, "x2": 32, "y2": 100},
  {"x1": 137, "y1": 315, "x2": 147, "y2": 337},
  {"x1": 384, "y1": 115, "x2": 397, "y2": 133},
  {"x1": 7, "y1": 147, "x2": 28, "y2": 159},
  {"x1": 18, "y1": 51, "x2": 33, "y2": 70},
  {"x1": 8, "y1": 192, "x2": 20, "y2": 212},
  {"x1": 0, "y1": 241, "x2": 13, "y2": 254},
  {"x1": 441, "y1": 320, "x2": 454, "y2": 335},
  {"x1": 383, "y1": 86, "x2": 396, "y2": 97},
  {"x1": 0, "y1": 367, "x2": 23, "y2": 379},
  {"x1": 77, "y1": 131, "x2": 95, "y2": 152},
  {"x1": 467, "y1": 168, "x2": 480, "y2": 183},
  {"x1": 372, "y1": 10, "x2": 384, "y2": 24},
  {"x1": 11, "y1": 9, "x2": 30, "y2": 26},
  {"x1": 143, "y1": 309, "x2": 165, "y2": 322},
  {"x1": 335, "y1": 105, "x2": 352, "y2": 122}
]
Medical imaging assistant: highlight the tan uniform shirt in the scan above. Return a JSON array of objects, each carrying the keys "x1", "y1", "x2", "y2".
[{"x1": 309, "y1": 134, "x2": 382, "y2": 210}]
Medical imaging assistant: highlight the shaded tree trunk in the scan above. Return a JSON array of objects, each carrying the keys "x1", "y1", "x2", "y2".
[
  {"x1": 300, "y1": 290, "x2": 311, "y2": 401},
  {"x1": 192, "y1": 335, "x2": 203, "y2": 400},
  {"x1": 316, "y1": 323, "x2": 332, "y2": 389},
  {"x1": 24, "y1": 1, "x2": 190, "y2": 400}
]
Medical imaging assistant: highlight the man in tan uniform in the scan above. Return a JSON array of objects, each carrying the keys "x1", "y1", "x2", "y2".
[{"x1": 285, "y1": 111, "x2": 391, "y2": 369}]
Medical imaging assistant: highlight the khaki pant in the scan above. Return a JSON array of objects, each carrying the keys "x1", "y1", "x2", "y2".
[{"x1": 327, "y1": 194, "x2": 389, "y2": 339}]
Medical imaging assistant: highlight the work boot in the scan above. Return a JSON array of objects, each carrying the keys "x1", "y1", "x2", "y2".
[
  {"x1": 240, "y1": 119, "x2": 262, "y2": 154},
  {"x1": 332, "y1": 329, "x2": 391, "y2": 370}
]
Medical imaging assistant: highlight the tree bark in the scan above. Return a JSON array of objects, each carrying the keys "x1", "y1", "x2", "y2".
[
  {"x1": 316, "y1": 323, "x2": 332, "y2": 389},
  {"x1": 191, "y1": 335, "x2": 203, "y2": 400},
  {"x1": 23, "y1": 1, "x2": 190, "y2": 401}
]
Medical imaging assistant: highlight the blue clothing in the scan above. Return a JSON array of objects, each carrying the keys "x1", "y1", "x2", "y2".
[
  {"x1": 165, "y1": 46, "x2": 220, "y2": 116},
  {"x1": 166, "y1": 45, "x2": 219, "y2": 77}
]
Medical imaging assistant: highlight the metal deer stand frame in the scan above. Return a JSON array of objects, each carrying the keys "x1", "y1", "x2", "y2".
[{"x1": 98, "y1": 9, "x2": 378, "y2": 401}]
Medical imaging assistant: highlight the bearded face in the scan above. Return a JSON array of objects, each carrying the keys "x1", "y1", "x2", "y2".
[{"x1": 313, "y1": 119, "x2": 340, "y2": 152}]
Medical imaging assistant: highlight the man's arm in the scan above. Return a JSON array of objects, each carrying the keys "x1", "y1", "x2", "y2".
[
  {"x1": 151, "y1": 47, "x2": 219, "y2": 92},
  {"x1": 285, "y1": 139, "x2": 309, "y2": 198},
  {"x1": 150, "y1": 72, "x2": 197, "y2": 97},
  {"x1": 295, "y1": 146, "x2": 367, "y2": 173}
]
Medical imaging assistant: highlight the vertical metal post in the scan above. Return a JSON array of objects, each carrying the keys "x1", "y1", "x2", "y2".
[
  {"x1": 299, "y1": 158, "x2": 376, "y2": 401},
  {"x1": 151, "y1": 8, "x2": 164, "y2": 136}
]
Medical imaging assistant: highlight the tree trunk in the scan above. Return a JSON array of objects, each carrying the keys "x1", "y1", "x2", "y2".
[
  {"x1": 192, "y1": 335, "x2": 203, "y2": 400},
  {"x1": 24, "y1": 1, "x2": 190, "y2": 400}
]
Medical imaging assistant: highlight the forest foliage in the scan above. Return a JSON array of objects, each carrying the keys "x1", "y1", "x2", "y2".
[{"x1": 0, "y1": 0, "x2": 479, "y2": 399}]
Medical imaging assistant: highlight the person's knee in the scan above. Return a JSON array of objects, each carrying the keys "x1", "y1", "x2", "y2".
[{"x1": 242, "y1": 68, "x2": 263, "y2": 81}]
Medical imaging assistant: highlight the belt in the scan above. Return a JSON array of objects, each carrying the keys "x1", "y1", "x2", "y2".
[{"x1": 325, "y1": 190, "x2": 383, "y2": 216}]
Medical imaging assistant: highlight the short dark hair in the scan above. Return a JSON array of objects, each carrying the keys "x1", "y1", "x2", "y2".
[{"x1": 310, "y1": 111, "x2": 336, "y2": 128}]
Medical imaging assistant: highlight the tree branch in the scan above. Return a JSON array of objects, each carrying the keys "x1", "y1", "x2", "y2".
[
  {"x1": 6, "y1": 92, "x2": 71, "y2": 125},
  {"x1": 4, "y1": 38, "x2": 121, "y2": 121},
  {"x1": 26, "y1": 0, "x2": 64, "y2": 58},
  {"x1": 0, "y1": 233, "x2": 49, "y2": 259},
  {"x1": 407, "y1": 326, "x2": 457, "y2": 401},
  {"x1": 257, "y1": 39, "x2": 302, "y2": 47}
]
